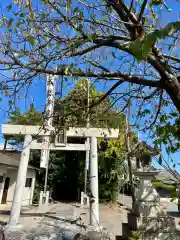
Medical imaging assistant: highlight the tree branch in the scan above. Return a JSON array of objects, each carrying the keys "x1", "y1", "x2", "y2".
[
  {"x1": 69, "y1": 35, "x2": 131, "y2": 56},
  {"x1": 129, "y1": 0, "x2": 135, "y2": 12},
  {"x1": 114, "y1": 0, "x2": 138, "y2": 23},
  {"x1": 132, "y1": 88, "x2": 160, "y2": 100},
  {"x1": 146, "y1": 89, "x2": 163, "y2": 130},
  {"x1": 108, "y1": 0, "x2": 137, "y2": 38},
  {"x1": 89, "y1": 80, "x2": 123, "y2": 109},
  {"x1": 163, "y1": 54, "x2": 180, "y2": 63},
  {"x1": 0, "y1": 58, "x2": 160, "y2": 87},
  {"x1": 138, "y1": 0, "x2": 148, "y2": 22},
  {"x1": 70, "y1": 44, "x2": 104, "y2": 57}
]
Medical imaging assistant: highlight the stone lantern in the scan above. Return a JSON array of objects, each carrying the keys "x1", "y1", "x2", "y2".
[
  {"x1": 128, "y1": 141, "x2": 180, "y2": 239},
  {"x1": 134, "y1": 141, "x2": 160, "y2": 170}
]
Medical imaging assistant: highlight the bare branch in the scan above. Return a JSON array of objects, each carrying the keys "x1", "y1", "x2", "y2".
[
  {"x1": 129, "y1": 0, "x2": 135, "y2": 12},
  {"x1": 132, "y1": 88, "x2": 160, "y2": 100},
  {"x1": 138, "y1": 0, "x2": 148, "y2": 22},
  {"x1": 0, "y1": 59, "x2": 160, "y2": 87},
  {"x1": 89, "y1": 80, "x2": 123, "y2": 109},
  {"x1": 163, "y1": 54, "x2": 180, "y2": 63},
  {"x1": 71, "y1": 44, "x2": 104, "y2": 57},
  {"x1": 146, "y1": 90, "x2": 163, "y2": 130},
  {"x1": 107, "y1": 0, "x2": 137, "y2": 38}
]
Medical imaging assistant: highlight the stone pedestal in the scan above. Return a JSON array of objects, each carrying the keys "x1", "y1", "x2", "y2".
[
  {"x1": 81, "y1": 192, "x2": 89, "y2": 206},
  {"x1": 133, "y1": 169, "x2": 180, "y2": 239},
  {"x1": 38, "y1": 191, "x2": 49, "y2": 213}
]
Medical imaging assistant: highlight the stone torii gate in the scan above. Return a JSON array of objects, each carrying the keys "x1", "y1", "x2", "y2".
[{"x1": 2, "y1": 124, "x2": 119, "y2": 229}]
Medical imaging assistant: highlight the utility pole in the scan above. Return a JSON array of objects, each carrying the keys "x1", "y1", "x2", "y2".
[
  {"x1": 125, "y1": 100, "x2": 136, "y2": 210},
  {"x1": 84, "y1": 79, "x2": 90, "y2": 197},
  {"x1": 89, "y1": 136, "x2": 99, "y2": 226}
]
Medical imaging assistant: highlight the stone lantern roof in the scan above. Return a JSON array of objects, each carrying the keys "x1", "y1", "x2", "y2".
[{"x1": 133, "y1": 141, "x2": 161, "y2": 157}]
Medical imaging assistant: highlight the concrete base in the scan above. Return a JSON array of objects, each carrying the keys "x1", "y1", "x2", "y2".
[
  {"x1": 80, "y1": 192, "x2": 90, "y2": 206},
  {"x1": 4, "y1": 223, "x2": 22, "y2": 232},
  {"x1": 38, "y1": 191, "x2": 49, "y2": 214},
  {"x1": 38, "y1": 203, "x2": 49, "y2": 214},
  {"x1": 39, "y1": 191, "x2": 49, "y2": 205}
]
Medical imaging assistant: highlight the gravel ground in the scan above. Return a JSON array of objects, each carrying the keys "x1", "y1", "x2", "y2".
[
  {"x1": 1, "y1": 203, "x2": 118, "y2": 240},
  {"x1": 2, "y1": 197, "x2": 180, "y2": 240}
]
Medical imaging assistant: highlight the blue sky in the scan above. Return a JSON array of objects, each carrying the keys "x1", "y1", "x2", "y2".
[{"x1": 0, "y1": 0, "x2": 179, "y2": 170}]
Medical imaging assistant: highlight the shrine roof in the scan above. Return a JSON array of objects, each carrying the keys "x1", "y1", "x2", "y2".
[{"x1": 155, "y1": 169, "x2": 179, "y2": 184}]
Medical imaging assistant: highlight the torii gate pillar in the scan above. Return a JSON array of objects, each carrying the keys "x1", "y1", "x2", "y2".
[{"x1": 8, "y1": 135, "x2": 32, "y2": 228}]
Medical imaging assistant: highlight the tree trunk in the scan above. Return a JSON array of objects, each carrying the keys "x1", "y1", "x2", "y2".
[{"x1": 164, "y1": 77, "x2": 180, "y2": 113}]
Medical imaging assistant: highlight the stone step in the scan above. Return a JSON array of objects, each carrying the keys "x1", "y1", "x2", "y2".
[
  {"x1": 115, "y1": 237, "x2": 128, "y2": 240},
  {"x1": 127, "y1": 213, "x2": 137, "y2": 231},
  {"x1": 122, "y1": 223, "x2": 131, "y2": 237},
  {"x1": 121, "y1": 223, "x2": 138, "y2": 240}
]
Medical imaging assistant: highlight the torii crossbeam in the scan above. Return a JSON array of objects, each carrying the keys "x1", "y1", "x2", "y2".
[
  {"x1": 2, "y1": 124, "x2": 118, "y2": 138},
  {"x1": 2, "y1": 124, "x2": 119, "y2": 229}
]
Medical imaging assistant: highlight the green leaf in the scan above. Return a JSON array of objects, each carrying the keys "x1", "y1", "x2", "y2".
[
  {"x1": 106, "y1": 27, "x2": 110, "y2": 34},
  {"x1": 160, "y1": 115, "x2": 165, "y2": 123},
  {"x1": 41, "y1": 0, "x2": 48, "y2": 3},
  {"x1": 151, "y1": 0, "x2": 162, "y2": 5},
  {"x1": 8, "y1": 100, "x2": 13, "y2": 105},
  {"x1": 55, "y1": 43, "x2": 60, "y2": 49},
  {"x1": 65, "y1": 67, "x2": 71, "y2": 75},
  {"x1": 130, "y1": 82, "x2": 134, "y2": 87},
  {"x1": 7, "y1": 18, "x2": 14, "y2": 27},
  {"x1": 155, "y1": 22, "x2": 180, "y2": 39},
  {"x1": 27, "y1": 35, "x2": 36, "y2": 47},
  {"x1": 132, "y1": 231, "x2": 140, "y2": 239},
  {"x1": 66, "y1": 4, "x2": 70, "y2": 12},
  {"x1": 16, "y1": 21, "x2": 24, "y2": 27},
  {"x1": 78, "y1": 24, "x2": 83, "y2": 31},
  {"x1": 128, "y1": 21, "x2": 180, "y2": 60},
  {"x1": 73, "y1": 7, "x2": 79, "y2": 12},
  {"x1": 7, "y1": 4, "x2": 12, "y2": 10},
  {"x1": 47, "y1": 42, "x2": 52, "y2": 48},
  {"x1": 19, "y1": 12, "x2": 25, "y2": 18},
  {"x1": 154, "y1": 139, "x2": 159, "y2": 148},
  {"x1": 143, "y1": 109, "x2": 151, "y2": 115},
  {"x1": 171, "y1": 112, "x2": 179, "y2": 117},
  {"x1": 77, "y1": 68, "x2": 83, "y2": 75},
  {"x1": 129, "y1": 34, "x2": 156, "y2": 60},
  {"x1": 88, "y1": 33, "x2": 97, "y2": 42},
  {"x1": 56, "y1": 25, "x2": 60, "y2": 32},
  {"x1": 79, "y1": 9, "x2": 84, "y2": 19}
]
